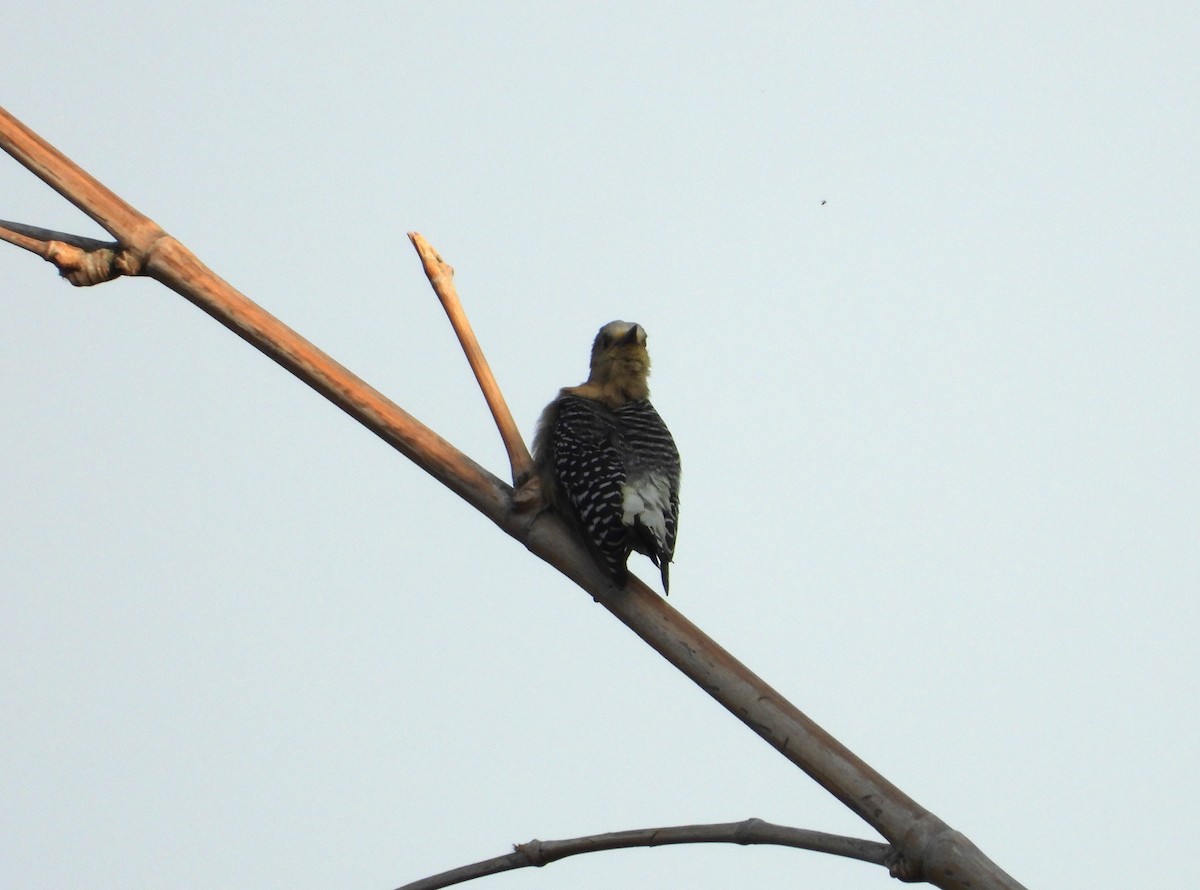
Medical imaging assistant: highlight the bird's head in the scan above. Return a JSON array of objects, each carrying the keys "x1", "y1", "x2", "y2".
[{"x1": 583, "y1": 320, "x2": 651, "y2": 404}]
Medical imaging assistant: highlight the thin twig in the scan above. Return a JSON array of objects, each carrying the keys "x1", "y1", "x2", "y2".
[
  {"x1": 0, "y1": 219, "x2": 123, "y2": 285},
  {"x1": 408, "y1": 232, "x2": 534, "y2": 486},
  {"x1": 396, "y1": 818, "x2": 890, "y2": 890},
  {"x1": 0, "y1": 219, "x2": 113, "y2": 253}
]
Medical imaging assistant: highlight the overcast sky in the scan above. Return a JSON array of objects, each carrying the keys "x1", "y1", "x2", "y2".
[{"x1": 2, "y1": 4, "x2": 1197, "y2": 889}]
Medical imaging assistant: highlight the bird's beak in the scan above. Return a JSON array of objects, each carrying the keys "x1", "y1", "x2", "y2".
[{"x1": 617, "y1": 324, "x2": 643, "y2": 346}]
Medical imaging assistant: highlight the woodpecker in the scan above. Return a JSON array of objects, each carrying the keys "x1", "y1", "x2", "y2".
[{"x1": 534, "y1": 321, "x2": 681, "y2": 593}]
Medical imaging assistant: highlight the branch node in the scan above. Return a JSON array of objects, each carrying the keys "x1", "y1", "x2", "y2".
[
  {"x1": 0, "y1": 219, "x2": 130, "y2": 287},
  {"x1": 513, "y1": 839, "x2": 548, "y2": 867},
  {"x1": 46, "y1": 240, "x2": 121, "y2": 286},
  {"x1": 733, "y1": 817, "x2": 765, "y2": 845},
  {"x1": 887, "y1": 813, "x2": 950, "y2": 882},
  {"x1": 510, "y1": 476, "x2": 544, "y2": 512},
  {"x1": 114, "y1": 245, "x2": 146, "y2": 276}
]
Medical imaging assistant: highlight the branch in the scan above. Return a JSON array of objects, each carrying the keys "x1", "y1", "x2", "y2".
[
  {"x1": 0, "y1": 104, "x2": 1027, "y2": 890},
  {"x1": 396, "y1": 818, "x2": 891, "y2": 890},
  {"x1": 0, "y1": 219, "x2": 125, "y2": 285},
  {"x1": 408, "y1": 231, "x2": 534, "y2": 487},
  {"x1": 0, "y1": 105, "x2": 160, "y2": 249}
]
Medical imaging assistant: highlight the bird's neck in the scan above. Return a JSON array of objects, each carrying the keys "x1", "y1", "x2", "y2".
[{"x1": 566, "y1": 375, "x2": 649, "y2": 409}]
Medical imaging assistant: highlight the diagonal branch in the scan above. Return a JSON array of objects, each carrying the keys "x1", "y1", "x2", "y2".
[
  {"x1": 408, "y1": 231, "x2": 534, "y2": 486},
  {"x1": 0, "y1": 104, "x2": 1026, "y2": 890},
  {"x1": 396, "y1": 818, "x2": 891, "y2": 890},
  {"x1": 0, "y1": 105, "x2": 162, "y2": 252}
]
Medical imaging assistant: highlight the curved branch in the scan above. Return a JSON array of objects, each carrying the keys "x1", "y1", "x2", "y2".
[
  {"x1": 0, "y1": 104, "x2": 1027, "y2": 890},
  {"x1": 396, "y1": 818, "x2": 891, "y2": 890},
  {"x1": 408, "y1": 231, "x2": 534, "y2": 486}
]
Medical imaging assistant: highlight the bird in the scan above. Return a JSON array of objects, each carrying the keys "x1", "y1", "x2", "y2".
[{"x1": 534, "y1": 321, "x2": 681, "y2": 593}]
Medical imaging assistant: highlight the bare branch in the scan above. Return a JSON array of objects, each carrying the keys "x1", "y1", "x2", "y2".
[
  {"x1": 396, "y1": 818, "x2": 891, "y2": 890},
  {"x1": 0, "y1": 220, "x2": 113, "y2": 253},
  {"x1": 408, "y1": 231, "x2": 534, "y2": 487},
  {"x1": 0, "y1": 104, "x2": 162, "y2": 251},
  {"x1": 0, "y1": 219, "x2": 124, "y2": 285}
]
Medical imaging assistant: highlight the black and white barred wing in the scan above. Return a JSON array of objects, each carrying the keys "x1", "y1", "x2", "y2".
[{"x1": 550, "y1": 397, "x2": 632, "y2": 581}]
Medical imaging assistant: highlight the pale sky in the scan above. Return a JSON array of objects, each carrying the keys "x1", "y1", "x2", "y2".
[{"x1": 2, "y1": 4, "x2": 1197, "y2": 888}]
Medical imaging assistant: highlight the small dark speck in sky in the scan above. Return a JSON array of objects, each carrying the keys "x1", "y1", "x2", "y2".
[{"x1": 821, "y1": 200, "x2": 827, "y2": 205}]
